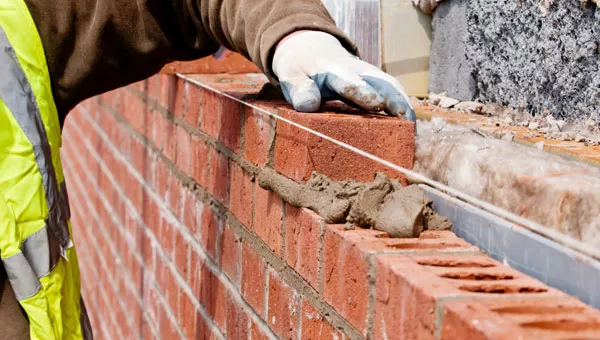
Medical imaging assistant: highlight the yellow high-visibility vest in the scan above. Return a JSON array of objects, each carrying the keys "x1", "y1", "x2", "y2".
[{"x1": 0, "y1": 0, "x2": 92, "y2": 338}]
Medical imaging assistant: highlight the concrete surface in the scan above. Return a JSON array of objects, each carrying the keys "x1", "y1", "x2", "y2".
[
  {"x1": 429, "y1": 0, "x2": 600, "y2": 122},
  {"x1": 428, "y1": 0, "x2": 476, "y2": 100}
]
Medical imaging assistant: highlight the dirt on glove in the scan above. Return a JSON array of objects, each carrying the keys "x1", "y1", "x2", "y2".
[{"x1": 258, "y1": 168, "x2": 451, "y2": 238}]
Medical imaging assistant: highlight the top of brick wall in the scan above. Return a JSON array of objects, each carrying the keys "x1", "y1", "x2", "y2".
[
  {"x1": 160, "y1": 50, "x2": 260, "y2": 75},
  {"x1": 68, "y1": 72, "x2": 600, "y2": 340},
  {"x1": 179, "y1": 73, "x2": 416, "y2": 183}
]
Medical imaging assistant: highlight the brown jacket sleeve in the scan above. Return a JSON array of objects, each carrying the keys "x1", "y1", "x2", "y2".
[{"x1": 23, "y1": 0, "x2": 356, "y2": 122}]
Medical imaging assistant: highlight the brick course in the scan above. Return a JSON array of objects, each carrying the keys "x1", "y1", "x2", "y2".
[{"x1": 62, "y1": 73, "x2": 600, "y2": 340}]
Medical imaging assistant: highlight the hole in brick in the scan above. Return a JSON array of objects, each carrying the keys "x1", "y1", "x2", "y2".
[
  {"x1": 387, "y1": 242, "x2": 465, "y2": 250},
  {"x1": 440, "y1": 272, "x2": 514, "y2": 281},
  {"x1": 520, "y1": 319, "x2": 600, "y2": 332},
  {"x1": 418, "y1": 231, "x2": 454, "y2": 239},
  {"x1": 416, "y1": 258, "x2": 496, "y2": 268},
  {"x1": 492, "y1": 305, "x2": 586, "y2": 315},
  {"x1": 459, "y1": 284, "x2": 547, "y2": 294}
]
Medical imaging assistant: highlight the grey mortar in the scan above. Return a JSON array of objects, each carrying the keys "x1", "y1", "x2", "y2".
[{"x1": 257, "y1": 168, "x2": 452, "y2": 238}]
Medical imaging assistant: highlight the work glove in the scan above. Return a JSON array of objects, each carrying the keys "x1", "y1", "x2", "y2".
[
  {"x1": 272, "y1": 31, "x2": 416, "y2": 122},
  {"x1": 412, "y1": 0, "x2": 443, "y2": 14}
]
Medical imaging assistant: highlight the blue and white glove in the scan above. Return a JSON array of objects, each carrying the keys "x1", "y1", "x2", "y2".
[
  {"x1": 272, "y1": 31, "x2": 416, "y2": 122},
  {"x1": 412, "y1": 0, "x2": 442, "y2": 14}
]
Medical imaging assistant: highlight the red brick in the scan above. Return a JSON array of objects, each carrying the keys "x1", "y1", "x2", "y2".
[
  {"x1": 164, "y1": 121, "x2": 178, "y2": 163},
  {"x1": 160, "y1": 50, "x2": 260, "y2": 74},
  {"x1": 440, "y1": 298, "x2": 600, "y2": 340},
  {"x1": 267, "y1": 268, "x2": 301, "y2": 339},
  {"x1": 408, "y1": 254, "x2": 498, "y2": 269},
  {"x1": 408, "y1": 253, "x2": 563, "y2": 296},
  {"x1": 178, "y1": 293, "x2": 198, "y2": 340},
  {"x1": 199, "y1": 265, "x2": 227, "y2": 332},
  {"x1": 273, "y1": 106, "x2": 415, "y2": 183},
  {"x1": 172, "y1": 77, "x2": 186, "y2": 119},
  {"x1": 169, "y1": 176, "x2": 184, "y2": 218},
  {"x1": 148, "y1": 111, "x2": 163, "y2": 150},
  {"x1": 241, "y1": 242, "x2": 266, "y2": 316},
  {"x1": 322, "y1": 225, "x2": 374, "y2": 336},
  {"x1": 147, "y1": 76, "x2": 159, "y2": 101},
  {"x1": 183, "y1": 82, "x2": 202, "y2": 127},
  {"x1": 152, "y1": 159, "x2": 169, "y2": 201},
  {"x1": 157, "y1": 75, "x2": 175, "y2": 110},
  {"x1": 191, "y1": 135, "x2": 209, "y2": 188},
  {"x1": 195, "y1": 311, "x2": 210, "y2": 340},
  {"x1": 157, "y1": 261, "x2": 179, "y2": 316},
  {"x1": 158, "y1": 217, "x2": 175, "y2": 259},
  {"x1": 188, "y1": 249, "x2": 204, "y2": 297},
  {"x1": 125, "y1": 198, "x2": 143, "y2": 240},
  {"x1": 478, "y1": 299, "x2": 600, "y2": 339},
  {"x1": 200, "y1": 91, "x2": 221, "y2": 139},
  {"x1": 441, "y1": 301, "x2": 517, "y2": 340},
  {"x1": 376, "y1": 254, "x2": 452, "y2": 339},
  {"x1": 225, "y1": 293, "x2": 250, "y2": 339},
  {"x1": 129, "y1": 136, "x2": 148, "y2": 177},
  {"x1": 124, "y1": 91, "x2": 149, "y2": 136},
  {"x1": 229, "y1": 163, "x2": 253, "y2": 228},
  {"x1": 324, "y1": 226, "x2": 479, "y2": 256},
  {"x1": 182, "y1": 188, "x2": 201, "y2": 236},
  {"x1": 143, "y1": 322, "x2": 158, "y2": 340},
  {"x1": 175, "y1": 125, "x2": 192, "y2": 174},
  {"x1": 219, "y1": 223, "x2": 241, "y2": 286},
  {"x1": 373, "y1": 254, "x2": 564, "y2": 340},
  {"x1": 200, "y1": 207, "x2": 220, "y2": 260},
  {"x1": 250, "y1": 321, "x2": 271, "y2": 340},
  {"x1": 284, "y1": 206, "x2": 321, "y2": 289},
  {"x1": 243, "y1": 105, "x2": 274, "y2": 166},
  {"x1": 207, "y1": 148, "x2": 229, "y2": 206},
  {"x1": 219, "y1": 97, "x2": 242, "y2": 152},
  {"x1": 159, "y1": 304, "x2": 180, "y2": 339},
  {"x1": 130, "y1": 79, "x2": 147, "y2": 94},
  {"x1": 300, "y1": 299, "x2": 343, "y2": 340},
  {"x1": 254, "y1": 186, "x2": 283, "y2": 255},
  {"x1": 173, "y1": 230, "x2": 189, "y2": 278}
]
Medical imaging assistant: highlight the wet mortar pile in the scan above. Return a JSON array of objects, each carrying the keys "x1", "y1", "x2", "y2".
[{"x1": 258, "y1": 168, "x2": 451, "y2": 238}]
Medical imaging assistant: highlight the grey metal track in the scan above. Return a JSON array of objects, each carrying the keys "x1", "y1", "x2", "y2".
[{"x1": 421, "y1": 185, "x2": 600, "y2": 309}]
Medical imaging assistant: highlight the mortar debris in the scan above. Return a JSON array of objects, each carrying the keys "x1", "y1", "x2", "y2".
[
  {"x1": 258, "y1": 168, "x2": 451, "y2": 238},
  {"x1": 423, "y1": 94, "x2": 600, "y2": 146}
]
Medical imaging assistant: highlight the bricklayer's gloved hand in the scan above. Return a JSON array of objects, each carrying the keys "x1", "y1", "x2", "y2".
[
  {"x1": 412, "y1": 0, "x2": 443, "y2": 14},
  {"x1": 272, "y1": 31, "x2": 415, "y2": 122}
]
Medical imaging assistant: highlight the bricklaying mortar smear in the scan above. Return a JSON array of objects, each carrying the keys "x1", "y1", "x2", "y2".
[{"x1": 179, "y1": 74, "x2": 600, "y2": 261}]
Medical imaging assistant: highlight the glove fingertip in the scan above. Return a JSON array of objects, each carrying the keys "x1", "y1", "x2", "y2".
[
  {"x1": 388, "y1": 97, "x2": 416, "y2": 122},
  {"x1": 293, "y1": 97, "x2": 321, "y2": 112},
  {"x1": 406, "y1": 106, "x2": 417, "y2": 123},
  {"x1": 292, "y1": 81, "x2": 322, "y2": 112}
]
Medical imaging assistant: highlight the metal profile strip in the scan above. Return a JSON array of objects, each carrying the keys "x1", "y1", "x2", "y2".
[{"x1": 422, "y1": 184, "x2": 600, "y2": 309}]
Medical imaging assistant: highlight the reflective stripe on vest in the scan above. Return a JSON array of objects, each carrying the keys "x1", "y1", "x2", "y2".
[
  {"x1": 0, "y1": 0, "x2": 92, "y2": 338},
  {"x1": 0, "y1": 26, "x2": 72, "y2": 253}
]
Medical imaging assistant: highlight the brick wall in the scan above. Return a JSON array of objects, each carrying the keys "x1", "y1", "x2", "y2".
[{"x1": 61, "y1": 73, "x2": 600, "y2": 339}]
